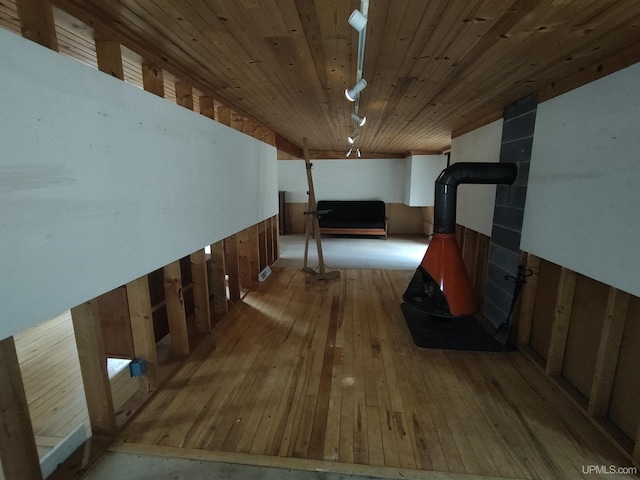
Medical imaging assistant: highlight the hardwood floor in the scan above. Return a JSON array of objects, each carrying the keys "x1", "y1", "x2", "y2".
[{"x1": 113, "y1": 267, "x2": 636, "y2": 480}]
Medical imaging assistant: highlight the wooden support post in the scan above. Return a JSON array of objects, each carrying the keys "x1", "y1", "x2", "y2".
[
  {"x1": 273, "y1": 214, "x2": 280, "y2": 261},
  {"x1": 142, "y1": 61, "x2": 164, "y2": 97},
  {"x1": 224, "y1": 235, "x2": 242, "y2": 302},
  {"x1": 15, "y1": 0, "x2": 58, "y2": 51},
  {"x1": 163, "y1": 260, "x2": 190, "y2": 358},
  {"x1": 588, "y1": 288, "x2": 630, "y2": 417},
  {"x1": 95, "y1": 29, "x2": 124, "y2": 80},
  {"x1": 210, "y1": 241, "x2": 228, "y2": 315},
  {"x1": 175, "y1": 81, "x2": 194, "y2": 110},
  {"x1": 190, "y1": 249, "x2": 212, "y2": 334},
  {"x1": 125, "y1": 276, "x2": 158, "y2": 390},
  {"x1": 249, "y1": 224, "x2": 260, "y2": 286},
  {"x1": 517, "y1": 253, "x2": 541, "y2": 346},
  {"x1": 545, "y1": 267, "x2": 577, "y2": 375},
  {"x1": 258, "y1": 221, "x2": 267, "y2": 271},
  {"x1": 266, "y1": 218, "x2": 275, "y2": 266},
  {"x1": 237, "y1": 228, "x2": 253, "y2": 290},
  {"x1": 199, "y1": 96, "x2": 215, "y2": 119},
  {"x1": 70, "y1": 301, "x2": 117, "y2": 438},
  {"x1": 0, "y1": 336, "x2": 42, "y2": 480}
]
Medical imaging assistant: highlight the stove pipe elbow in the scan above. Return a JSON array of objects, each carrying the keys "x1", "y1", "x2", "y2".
[{"x1": 434, "y1": 162, "x2": 518, "y2": 234}]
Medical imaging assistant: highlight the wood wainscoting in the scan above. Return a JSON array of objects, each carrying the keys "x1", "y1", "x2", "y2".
[{"x1": 517, "y1": 253, "x2": 640, "y2": 466}]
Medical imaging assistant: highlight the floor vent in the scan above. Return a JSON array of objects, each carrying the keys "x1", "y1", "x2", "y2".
[{"x1": 258, "y1": 266, "x2": 272, "y2": 282}]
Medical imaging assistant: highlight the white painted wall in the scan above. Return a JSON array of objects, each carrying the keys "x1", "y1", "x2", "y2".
[
  {"x1": 403, "y1": 154, "x2": 448, "y2": 206},
  {"x1": 0, "y1": 30, "x2": 278, "y2": 339},
  {"x1": 277, "y1": 158, "x2": 405, "y2": 203},
  {"x1": 521, "y1": 62, "x2": 640, "y2": 297},
  {"x1": 449, "y1": 119, "x2": 504, "y2": 236}
]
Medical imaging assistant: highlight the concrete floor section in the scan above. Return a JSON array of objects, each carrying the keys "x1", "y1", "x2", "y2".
[{"x1": 276, "y1": 234, "x2": 429, "y2": 271}]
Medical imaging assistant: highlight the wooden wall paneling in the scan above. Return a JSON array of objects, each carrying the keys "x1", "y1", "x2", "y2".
[
  {"x1": 588, "y1": 288, "x2": 631, "y2": 417},
  {"x1": 258, "y1": 220, "x2": 267, "y2": 271},
  {"x1": 142, "y1": 61, "x2": 164, "y2": 97},
  {"x1": 461, "y1": 227, "x2": 477, "y2": 286},
  {"x1": 224, "y1": 234, "x2": 242, "y2": 302},
  {"x1": 561, "y1": 275, "x2": 609, "y2": 399},
  {"x1": 175, "y1": 81, "x2": 194, "y2": 110},
  {"x1": 190, "y1": 249, "x2": 212, "y2": 334},
  {"x1": 94, "y1": 27, "x2": 124, "y2": 80},
  {"x1": 199, "y1": 95, "x2": 215, "y2": 119},
  {"x1": 0, "y1": 336, "x2": 43, "y2": 480},
  {"x1": 96, "y1": 287, "x2": 135, "y2": 358},
  {"x1": 529, "y1": 260, "x2": 562, "y2": 360},
  {"x1": 15, "y1": 0, "x2": 58, "y2": 50},
  {"x1": 209, "y1": 240, "x2": 229, "y2": 315},
  {"x1": 545, "y1": 267, "x2": 577, "y2": 375},
  {"x1": 517, "y1": 253, "x2": 541, "y2": 346},
  {"x1": 70, "y1": 301, "x2": 118, "y2": 438},
  {"x1": 285, "y1": 203, "x2": 306, "y2": 234},
  {"x1": 163, "y1": 260, "x2": 189, "y2": 358},
  {"x1": 473, "y1": 234, "x2": 490, "y2": 300},
  {"x1": 125, "y1": 276, "x2": 158, "y2": 391}
]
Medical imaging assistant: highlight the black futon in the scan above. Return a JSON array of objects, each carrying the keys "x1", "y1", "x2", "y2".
[{"x1": 316, "y1": 200, "x2": 388, "y2": 239}]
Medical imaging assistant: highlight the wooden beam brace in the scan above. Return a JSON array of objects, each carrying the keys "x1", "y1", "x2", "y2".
[
  {"x1": 175, "y1": 81, "x2": 194, "y2": 110},
  {"x1": 0, "y1": 336, "x2": 43, "y2": 480},
  {"x1": 16, "y1": 0, "x2": 58, "y2": 51},
  {"x1": 545, "y1": 267, "x2": 577, "y2": 375},
  {"x1": 224, "y1": 235, "x2": 242, "y2": 302},
  {"x1": 210, "y1": 241, "x2": 228, "y2": 315},
  {"x1": 125, "y1": 276, "x2": 158, "y2": 390},
  {"x1": 199, "y1": 96, "x2": 215, "y2": 119},
  {"x1": 517, "y1": 253, "x2": 541, "y2": 346},
  {"x1": 94, "y1": 29, "x2": 124, "y2": 80},
  {"x1": 142, "y1": 61, "x2": 164, "y2": 97},
  {"x1": 70, "y1": 301, "x2": 117, "y2": 438},
  {"x1": 275, "y1": 132, "x2": 303, "y2": 159},
  {"x1": 588, "y1": 288, "x2": 631, "y2": 417},
  {"x1": 190, "y1": 249, "x2": 212, "y2": 334},
  {"x1": 163, "y1": 261, "x2": 190, "y2": 358},
  {"x1": 216, "y1": 105, "x2": 231, "y2": 126}
]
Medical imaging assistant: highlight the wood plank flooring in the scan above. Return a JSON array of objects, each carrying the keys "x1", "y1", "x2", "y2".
[{"x1": 115, "y1": 267, "x2": 637, "y2": 480}]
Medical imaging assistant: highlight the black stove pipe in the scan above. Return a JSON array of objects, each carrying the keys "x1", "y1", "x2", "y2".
[{"x1": 434, "y1": 162, "x2": 518, "y2": 234}]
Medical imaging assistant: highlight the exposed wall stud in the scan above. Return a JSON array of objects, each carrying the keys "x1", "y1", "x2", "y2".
[
  {"x1": 0, "y1": 336, "x2": 42, "y2": 480},
  {"x1": 71, "y1": 301, "x2": 118, "y2": 438},
  {"x1": 545, "y1": 268, "x2": 577, "y2": 375}
]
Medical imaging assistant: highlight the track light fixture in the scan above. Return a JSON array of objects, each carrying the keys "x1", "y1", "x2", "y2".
[
  {"x1": 351, "y1": 113, "x2": 366, "y2": 126},
  {"x1": 346, "y1": 147, "x2": 353, "y2": 157},
  {"x1": 345, "y1": 78, "x2": 367, "y2": 101},
  {"x1": 348, "y1": 9, "x2": 367, "y2": 32},
  {"x1": 348, "y1": 132, "x2": 360, "y2": 144},
  {"x1": 356, "y1": 148, "x2": 362, "y2": 158}
]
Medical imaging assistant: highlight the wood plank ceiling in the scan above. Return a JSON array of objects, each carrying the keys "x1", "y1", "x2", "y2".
[{"x1": 3, "y1": 0, "x2": 640, "y2": 157}]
